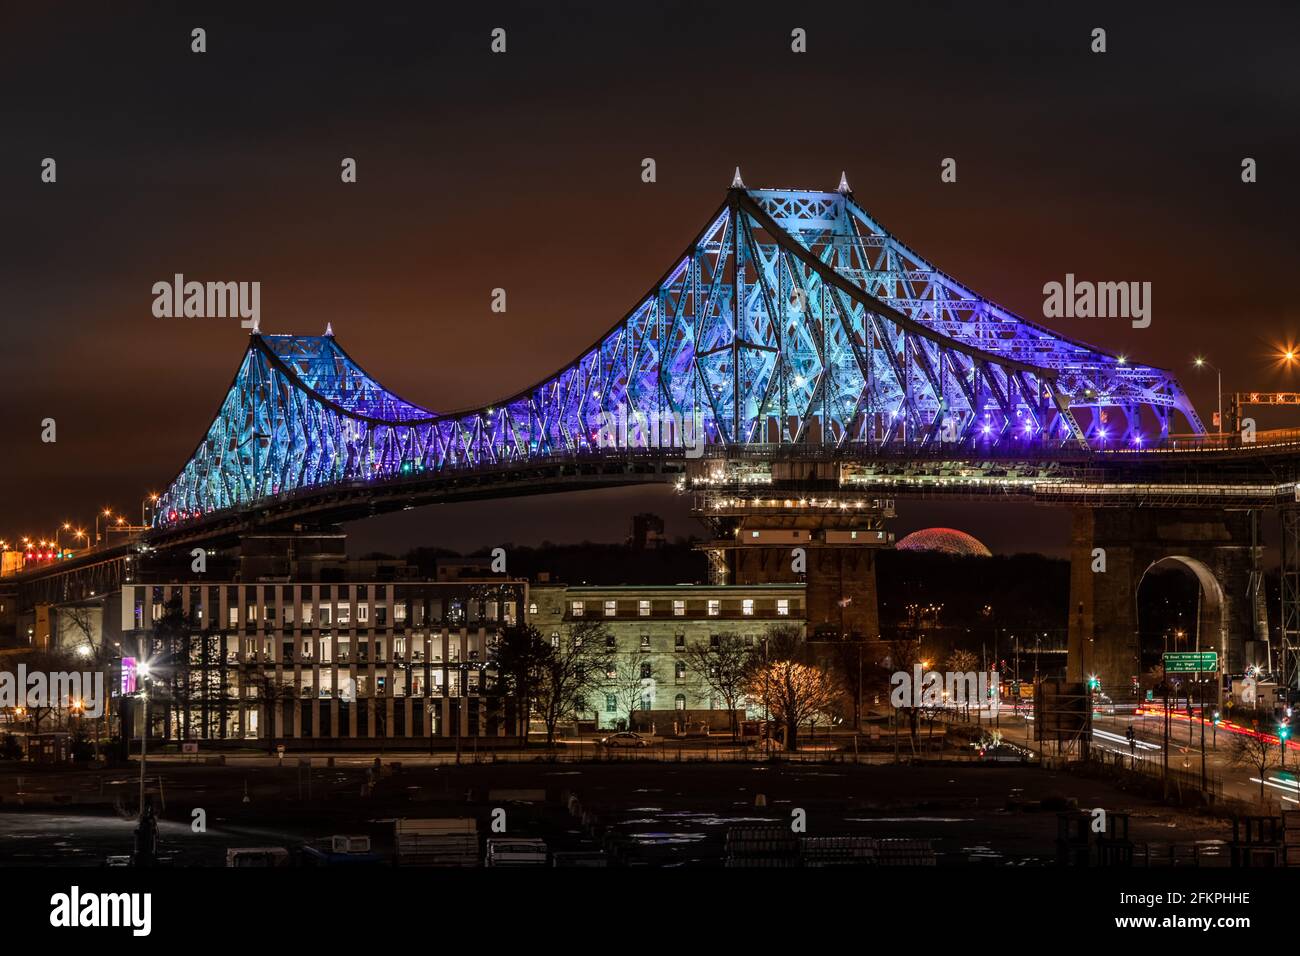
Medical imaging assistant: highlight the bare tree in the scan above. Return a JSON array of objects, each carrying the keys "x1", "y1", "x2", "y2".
[
  {"x1": 59, "y1": 605, "x2": 114, "y2": 757},
  {"x1": 946, "y1": 649, "x2": 980, "y2": 719},
  {"x1": 490, "y1": 623, "x2": 553, "y2": 744},
  {"x1": 9, "y1": 647, "x2": 74, "y2": 733},
  {"x1": 532, "y1": 619, "x2": 614, "y2": 744},
  {"x1": 884, "y1": 639, "x2": 926, "y2": 751},
  {"x1": 608, "y1": 652, "x2": 654, "y2": 733},
  {"x1": 683, "y1": 635, "x2": 757, "y2": 740},
  {"x1": 746, "y1": 633, "x2": 841, "y2": 752},
  {"x1": 241, "y1": 667, "x2": 297, "y2": 754},
  {"x1": 1230, "y1": 723, "x2": 1280, "y2": 804}
]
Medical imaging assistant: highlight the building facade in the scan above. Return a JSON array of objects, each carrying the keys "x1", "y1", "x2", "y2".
[
  {"x1": 529, "y1": 583, "x2": 806, "y2": 731},
  {"x1": 105, "y1": 579, "x2": 528, "y2": 746}
]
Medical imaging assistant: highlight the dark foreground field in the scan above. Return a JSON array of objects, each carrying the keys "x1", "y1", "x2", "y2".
[{"x1": 0, "y1": 759, "x2": 1231, "y2": 866}]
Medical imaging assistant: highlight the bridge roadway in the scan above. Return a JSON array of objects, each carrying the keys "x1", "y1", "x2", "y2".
[
  {"x1": 140, "y1": 425, "x2": 1300, "y2": 553},
  {"x1": 9, "y1": 428, "x2": 1300, "y2": 601}
]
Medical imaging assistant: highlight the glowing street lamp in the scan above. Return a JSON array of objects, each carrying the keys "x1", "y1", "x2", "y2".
[
  {"x1": 95, "y1": 508, "x2": 113, "y2": 544},
  {"x1": 142, "y1": 493, "x2": 160, "y2": 526},
  {"x1": 1192, "y1": 358, "x2": 1223, "y2": 435}
]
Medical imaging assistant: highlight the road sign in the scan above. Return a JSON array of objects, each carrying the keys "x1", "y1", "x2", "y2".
[{"x1": 1162, "y1": 651, "x2": 1218, "y2": 673}]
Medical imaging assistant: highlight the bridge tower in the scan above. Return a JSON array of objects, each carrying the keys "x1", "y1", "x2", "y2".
[
  {"x1": 688, "y1": 458, "x2": 894, "y2": 640},
  {"x1": 1066, "y1": 507, "x2": 1268, "y2": 702}
]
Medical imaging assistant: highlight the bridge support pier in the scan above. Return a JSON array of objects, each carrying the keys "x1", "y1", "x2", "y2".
[
  {"x1": 725, "y1": 545, "x2": 881, "y2": 640},
  {"x1": 1066, "y1": 507, "x2": 1266, "y2": 702}
]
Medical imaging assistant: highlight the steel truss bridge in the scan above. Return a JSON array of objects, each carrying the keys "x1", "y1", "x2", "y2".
[
  {"x1": 17, "y1": 177, "x2": 1300, "y2": 694},
  {"x1": 151, "y1": 177, "x2": 1262, "y2": 541}
]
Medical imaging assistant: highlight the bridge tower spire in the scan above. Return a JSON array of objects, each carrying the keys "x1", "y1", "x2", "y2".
[
  {"x1": 837, "y1": 170, "x2": 851, "y2": 194},
  {"x1": 730, "y1": 166, "x2": 745, "y2": 189}
]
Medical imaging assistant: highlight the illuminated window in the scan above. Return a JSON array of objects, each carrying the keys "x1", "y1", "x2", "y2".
[
  {"x1": 675, "y1": 634, "x2": 685, "y2": 651},
  {"x1": 675, "y1": 694, "x2": 686, "y2": 711},
  {"x1": 640, "y1": 634, "x2": 651, "y2": 649},
  {"x1": 604, "y1": 600, "x2": 617, "y2": 617},
  {"x1": 605, "y1": 694, "x2": 617, "y2": 713},
  {"x1": 742, "y1": 599, "x2": 754, "y2": 616},
  {"x1": 673, "y1": 599, "x2": 686, "y2": 617},
  {"x1": 707, "y1": 599, "x2": 720, "y2": 617},
  {"x1": 777, "y1": 599, "x2": 789, "y2": 617},
  {"x1": 638, "y1": 600, "x2": 651, "y2": 617},
  {"x1": 571, "y1": 601, "x2": 584, "y2": 617},
  {"x1": 529, "y1": 602, "x2": 538, "y2": 616},
  {"x1": 675, "y1": 661, "x2": 686, "y2": 681}
]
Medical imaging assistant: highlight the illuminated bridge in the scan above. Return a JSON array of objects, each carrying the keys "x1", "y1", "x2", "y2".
[
  {"x1": 155, "y1": 175, "x2": 1207, "y2": 532},
  {"x1": 24, "y1": 178, "x2": 1300, "y2": 698}
]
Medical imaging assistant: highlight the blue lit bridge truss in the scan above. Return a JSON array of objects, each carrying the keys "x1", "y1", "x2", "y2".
[{"x1": 155, "y1": 180, "x2": 1203, "y2": 526}]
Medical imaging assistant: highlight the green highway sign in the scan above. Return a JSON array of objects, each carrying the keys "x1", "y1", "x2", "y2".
[{"x1": 1162, "y1": 651, "x2": 1218, "y2": 673}]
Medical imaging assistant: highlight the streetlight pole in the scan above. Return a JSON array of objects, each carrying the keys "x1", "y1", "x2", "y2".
[
  {"x1": 1193, "y1": 358, "x2": 1222, "y2": 436},
  {"x1": 95, "y1": 509, "x2": 113, "y2": 545},
  {"x1": 138, "y1": 663, "x2": 149, "y2": 815}
]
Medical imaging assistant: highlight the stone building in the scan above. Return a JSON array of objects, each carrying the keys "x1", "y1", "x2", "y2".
[{"x1": 528, "y1": 582, "x2": 806, "y2": 731}]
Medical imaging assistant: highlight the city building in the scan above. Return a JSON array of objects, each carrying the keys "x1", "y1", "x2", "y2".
[
  {"x1": 45, "y1": 574, "x2": 529, "y2": 748},
  {"x1": 529, "y1": 582, "x2": 806, "y2": 731}
]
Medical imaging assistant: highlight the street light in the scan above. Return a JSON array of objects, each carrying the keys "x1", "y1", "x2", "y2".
[
  {"x1": 1192, "y1": 358, "x2": 1223, "y2": 435},
  {"x1": 95, "y1": 508, "x2": 113, "y2": 545}
]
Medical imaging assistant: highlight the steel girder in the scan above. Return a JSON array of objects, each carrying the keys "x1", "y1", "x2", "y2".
[
  {"x1": 155, "y1": 185, "x2": 1202, "y2": 527},
  {"x1": 749, "y1": 187, "x2": 1204, "y2": 440}
]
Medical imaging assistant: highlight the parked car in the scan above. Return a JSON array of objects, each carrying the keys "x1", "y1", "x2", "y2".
[{"x1": 599, "y1": 732, "x2": 649, "y2": 749}]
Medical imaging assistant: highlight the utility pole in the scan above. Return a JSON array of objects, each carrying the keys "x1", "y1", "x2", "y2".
[
  {"x1": 1200, "y1": 672, "x2": 1207, "y2": 794},
  {"x1": 1162, "y1": 681, "x2": 1170, "y2": 796}
]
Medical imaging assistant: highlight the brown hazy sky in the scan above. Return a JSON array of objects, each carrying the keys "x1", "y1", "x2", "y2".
[{"x1": 2, "y1": 1, "x2": 1298, "y2": 556}]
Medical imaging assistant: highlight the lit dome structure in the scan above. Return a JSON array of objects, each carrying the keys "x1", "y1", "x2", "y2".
[{"x1": 896, "y1": 527, "x2": 992, "y2": 557}]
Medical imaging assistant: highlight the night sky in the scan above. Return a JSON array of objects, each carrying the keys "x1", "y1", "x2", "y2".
[{"x1": 3, "y1": 1, "x2": 1298, "y2": 558}]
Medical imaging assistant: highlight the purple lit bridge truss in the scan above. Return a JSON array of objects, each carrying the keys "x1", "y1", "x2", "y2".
[{"x1": 155, "y1": 179, "x2": 1204, "y2": 527}]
